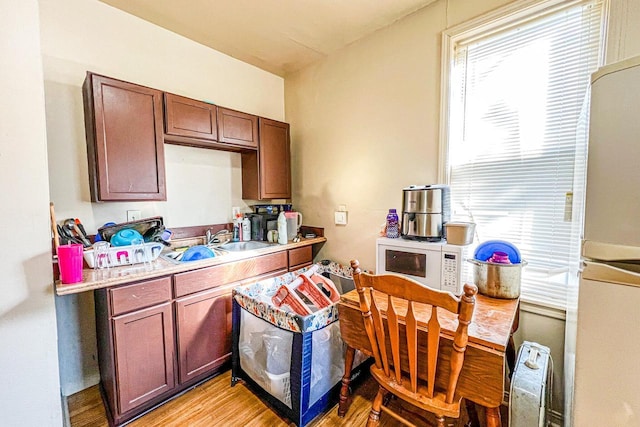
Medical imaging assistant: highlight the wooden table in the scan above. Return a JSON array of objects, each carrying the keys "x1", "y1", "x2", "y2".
[{"x1": 337, "y1": 289, "x2": 520, "y2": 427}]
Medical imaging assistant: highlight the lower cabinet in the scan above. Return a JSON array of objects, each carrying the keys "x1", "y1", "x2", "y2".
[
  {"x1": 175, "y1": 283, "x2": 234, "y2": 384},
  {"x1": 113, "y1": 302, "x2": 175, "y2": 414},
  {"x1": 94, "y1": 250, "x2": 298, "y2": 426}
]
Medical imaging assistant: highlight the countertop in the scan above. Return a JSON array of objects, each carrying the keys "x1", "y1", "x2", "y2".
[{"x1": 55, "y1": 237, "x2": 326, "y2": 296}]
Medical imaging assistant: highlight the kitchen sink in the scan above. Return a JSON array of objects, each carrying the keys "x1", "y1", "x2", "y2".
[
  {"x1": 161, "y1": 244, "x2": 229, "y2": 263},
  {"x1": 219, "y1": 241, "x2": 273, "y2": 252},
  {"x1": 161, "y1": 240, "x2": 274, "y2": 264}
]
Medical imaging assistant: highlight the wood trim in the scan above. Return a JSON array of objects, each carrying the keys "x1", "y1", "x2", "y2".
[{"x1": 164, "y1": 134, "x2": 257, "y2": 152}]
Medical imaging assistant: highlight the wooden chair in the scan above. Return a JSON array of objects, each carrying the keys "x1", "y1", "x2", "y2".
[{"x1": 350, "y1": 260, "x2": 478, "y2": 427}]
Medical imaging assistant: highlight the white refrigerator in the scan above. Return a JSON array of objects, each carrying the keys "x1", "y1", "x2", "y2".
[{"x1": 566, "y1": 55, "x2": 640, "y2": 427}]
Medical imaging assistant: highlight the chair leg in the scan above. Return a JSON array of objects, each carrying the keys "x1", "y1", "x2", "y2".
[
  {"x1": 383, "y1": 390, "x2": 393, "y2": 406},
  {"x1": 366, "y1": 387, "x2": 386, "y2": 427}
]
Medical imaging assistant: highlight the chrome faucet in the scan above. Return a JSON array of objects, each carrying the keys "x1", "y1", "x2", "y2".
[{"x1": 206, "y1": 228, "x2": 231, "y2": 245}]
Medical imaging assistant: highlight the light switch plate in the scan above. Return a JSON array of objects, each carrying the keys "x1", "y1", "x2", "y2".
[
  {"x1": 335, "y1": 211, "x2": 348, "y2": 225},
  {"x1": 127, "y1": 210, "x2": 141, "y2": 222}
]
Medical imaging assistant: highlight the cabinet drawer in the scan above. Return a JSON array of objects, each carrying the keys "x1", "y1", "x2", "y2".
[
  {"x1": 174, "y1": 251, "x2": 288, "y2": 297},
  {"x1": 110, "y1": 277, "x2": 172, "y2": 316},
  {"x1": 288, "y1": 246, "x2": 312, "y2": 270}
]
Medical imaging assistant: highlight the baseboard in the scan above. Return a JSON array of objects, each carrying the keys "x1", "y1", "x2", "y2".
[{"x1": 60, "y1": 392, "x2": 70, "y2": 427}]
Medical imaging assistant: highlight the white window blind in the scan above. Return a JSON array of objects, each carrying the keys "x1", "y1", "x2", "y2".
[{"x1": 443, "y1": 0, "x2": 605, "y2": 309}]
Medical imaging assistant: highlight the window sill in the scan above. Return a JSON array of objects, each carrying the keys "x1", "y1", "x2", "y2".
[{"x1": 519, "y1": 298, "x2": 566, "y2": 320}]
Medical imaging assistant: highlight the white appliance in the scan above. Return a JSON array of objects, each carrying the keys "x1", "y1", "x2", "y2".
[
  {"x1": 567, "y1": 55, "x2": 640, "y2": 427},
  {"x1": 375, "y1": 237, "x2": 469, "y2": 294},
  {"x1": 509, "y1": 341, "x2": 553, "y2": 427}
]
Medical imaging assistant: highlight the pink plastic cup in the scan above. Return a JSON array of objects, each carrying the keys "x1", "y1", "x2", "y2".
[{"x1": 58, "y1": 244, "x2": 84, "y2": 284}]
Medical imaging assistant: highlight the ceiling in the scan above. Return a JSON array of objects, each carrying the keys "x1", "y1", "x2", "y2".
[{"x1": 100, "y1": 0, "x2": 437, "y2": 77}]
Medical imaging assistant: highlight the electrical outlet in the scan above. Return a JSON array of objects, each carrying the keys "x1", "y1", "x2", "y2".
[
  {"x1": 127, "y1": 210, "x2": 141, "y2": 222},
  {"x1": 335, "y1": 211, "x2": 348, "y2": 225}
]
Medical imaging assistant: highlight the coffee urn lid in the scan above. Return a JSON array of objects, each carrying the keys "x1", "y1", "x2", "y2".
[{"x1": 402, "y1": 184, "x2": 448, "y2": 191}]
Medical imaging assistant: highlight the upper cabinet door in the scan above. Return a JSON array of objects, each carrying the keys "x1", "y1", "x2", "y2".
[
  {"x1": 242, "y1": 118, "x2": 291, "y2": 200},
  {"x1": 164, "y1": 93, "x2": 218, "y2": 141},
  {"x1": 217, "y1": 107, "x2": 258, "y2": 149},
  {"x1": 83, "y1": 73, "x2": 166, "y2": 201}
]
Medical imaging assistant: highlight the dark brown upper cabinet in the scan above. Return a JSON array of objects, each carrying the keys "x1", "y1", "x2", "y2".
[
  {"x1": 164, "y1": 93, "x2": 218, "y2": 141},
  {"x1": 217, "y1": 107, "x2": 258, "y2": 149},
  {"x1": 242, "y1": 118, "x2": 291, "y2": 200},
  {"x1": 83, "y1": 72, "x2": 167, "y2": 201},
  {"x1": 163, "y1": 93, "x2": 220, "y2": 150}
]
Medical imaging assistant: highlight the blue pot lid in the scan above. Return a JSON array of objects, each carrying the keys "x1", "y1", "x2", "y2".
[{"x1": 474, "y1": 240, "x2": 522, "y2": 264}]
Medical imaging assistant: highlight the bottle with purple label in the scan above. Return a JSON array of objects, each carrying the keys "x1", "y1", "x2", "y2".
[
  {"x1": 386, "y1": 208, "x2": 399, "y2": 238},
  {"x1": 489, "y1": 251, "x2": 512, "y2": 264}
]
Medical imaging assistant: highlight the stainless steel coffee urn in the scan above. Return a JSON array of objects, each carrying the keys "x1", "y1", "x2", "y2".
[{"x1": 401, "y1": 184, "x2": 450, "y2": 241}]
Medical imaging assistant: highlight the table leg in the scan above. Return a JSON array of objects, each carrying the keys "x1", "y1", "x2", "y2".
[
  {"x1": 507, "y1": 303, "x2": 520, "y2": 379},
  {"x1": 464, "y1": 399, "x2": 480, "y2": 427},
  {"x1": 485, "y1": 406, "x2": 502, "y2": 427},
  {"x1": 338, "y1": 345, "x2": 356, "y2": 417}
]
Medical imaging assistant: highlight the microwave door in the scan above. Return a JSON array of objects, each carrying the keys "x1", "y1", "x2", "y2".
[
  {"x1": 380, "y1": 246, "x2": 443, "y2": 290},
  {"x1": 385, "y1": 249, "x2": 427, "y2": 279}
]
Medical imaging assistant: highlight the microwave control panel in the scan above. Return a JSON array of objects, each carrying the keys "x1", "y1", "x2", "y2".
[{"x1": 442, "y1": 252, "x2": 462, "y2": 293}]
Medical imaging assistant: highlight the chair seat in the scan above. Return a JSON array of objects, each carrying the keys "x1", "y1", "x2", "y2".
[{"x1": 370, "y1": 365, "x2": 462, "y2": 419}]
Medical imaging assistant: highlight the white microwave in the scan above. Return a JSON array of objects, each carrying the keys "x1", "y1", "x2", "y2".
[{"x1": 375, "y1": 237, "x2": 470, "y2": 294}]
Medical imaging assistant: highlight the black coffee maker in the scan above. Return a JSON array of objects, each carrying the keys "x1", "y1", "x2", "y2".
[{"x1": 249, "y1": 204, "x2": 291, "y2": 241}]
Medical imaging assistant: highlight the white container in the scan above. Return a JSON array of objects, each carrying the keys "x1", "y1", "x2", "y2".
[
  {"x1": 242, "y1": 217, "x2": 251, "y2": 241},
  {"x1": 277, "y1": 211, "x2": 288, "y2": 244},
  {"x1": 264, "y1": 371, "x2": 292, "y2": 407},
  {"x1": 285, "y1": 211, "x2": 303, "y2": 240},
  {"x1": 444, "y1": 221, "x2": 476, "y2": 245}
]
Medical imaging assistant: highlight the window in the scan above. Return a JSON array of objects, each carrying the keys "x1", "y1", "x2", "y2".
[{"x1": 441, "y1": 0, "x2": 606, "y2": 310}]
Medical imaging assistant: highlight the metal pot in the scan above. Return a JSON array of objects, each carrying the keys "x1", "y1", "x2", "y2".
[{"x1": 467, "y1": 259, "x2": 528, "y2": 299}]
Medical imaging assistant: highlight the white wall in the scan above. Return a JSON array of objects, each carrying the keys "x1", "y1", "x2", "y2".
[
  {"x1": 285, "y1": 0, "x2": 516, "y2": 271},
  {"x1": 39, "y1": 0, "x2": 285, "y2": 396},
  {"x1": 40, "y1": 0, "x2": 285, "y2": 234},
  {"x1": 285, "y1": 0, "x2": 632, "y2": 421},
  {"x1": 606, "y1": 0, "x2": 640, "y2": 64},
  {"x1": 0, "y1": 0, "x2": 63, "y2": 425}
]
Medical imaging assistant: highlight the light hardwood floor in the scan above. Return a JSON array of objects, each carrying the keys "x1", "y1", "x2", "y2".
[{"x1": 68, "y1": 369, "x2": 507, "y2": 426}]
